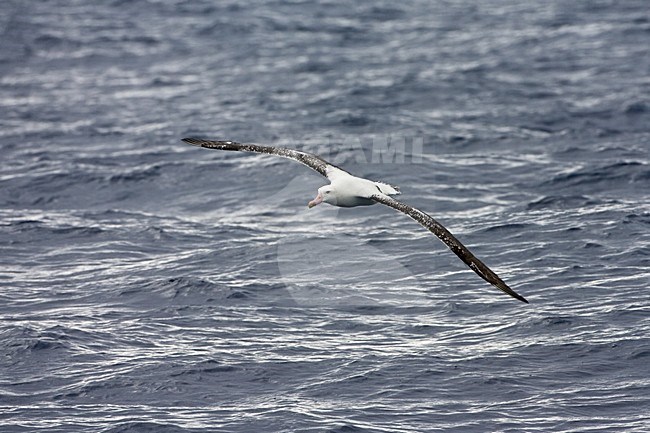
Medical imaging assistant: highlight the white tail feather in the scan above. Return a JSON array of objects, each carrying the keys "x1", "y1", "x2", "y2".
[{"x1": 374, "y1": 182, "x2": 401, "y2": 196}]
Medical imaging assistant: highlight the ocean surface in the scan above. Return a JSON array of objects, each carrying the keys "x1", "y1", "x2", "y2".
[{"x1": 1, "y1": 1, "x2": 649, "y2": 432}]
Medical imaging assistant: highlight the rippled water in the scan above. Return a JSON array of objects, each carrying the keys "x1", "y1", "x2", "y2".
[{"x1": 1, "y1": 1, "x2": 649, "y2": 432}]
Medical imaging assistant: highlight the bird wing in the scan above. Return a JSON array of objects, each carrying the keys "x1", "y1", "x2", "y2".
[
  {"x1": 371, "y1": 194, "x2": 528, "y2": 303},
  {"x1": 182, "y1": 137, "x2": 349, "y2": 180}
]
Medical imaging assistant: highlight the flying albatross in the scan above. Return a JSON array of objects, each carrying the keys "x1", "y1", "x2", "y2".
[{"x1": 182, "y1": 137, "x2": 529, "y2": 303}]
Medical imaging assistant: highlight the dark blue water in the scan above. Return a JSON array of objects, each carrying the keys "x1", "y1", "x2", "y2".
[{"x1": 2, "y1": 1, "x2": 649, "y2": 432}]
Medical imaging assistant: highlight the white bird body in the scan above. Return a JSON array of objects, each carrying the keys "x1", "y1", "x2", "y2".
[
  {"x1": 317, "y1": 168, "x2": 400, "y2": 208},
  {"x1": 182, "y1": 137, "x2": 529, "y2": 304},
  {"x1": 326, "y1": 178, "x2": 378, "y2": 207}
]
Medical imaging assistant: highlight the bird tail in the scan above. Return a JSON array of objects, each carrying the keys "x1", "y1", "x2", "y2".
[{"x1": 374, "y1": 182, "x2": 401, "y2": 196}]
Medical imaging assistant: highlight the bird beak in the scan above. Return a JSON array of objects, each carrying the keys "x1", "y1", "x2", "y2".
[{"x1": 308, "y1": 192, "x2": 323, "y2": 208}]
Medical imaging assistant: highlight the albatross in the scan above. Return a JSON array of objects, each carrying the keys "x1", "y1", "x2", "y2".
[{"x1": 182, "y1": 137, "x2": 529, "y2": 304}]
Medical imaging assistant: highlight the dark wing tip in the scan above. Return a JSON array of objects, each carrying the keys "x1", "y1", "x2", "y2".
[
  {"x1": 182, "y1": 137, "x2": 241, "y2": 150},
  {"x1": 495, "y1": 281, "x2": 529, "y2": 304},
  {"x1": 182, "y1": 137, "x2": 204, "y2": 146}
]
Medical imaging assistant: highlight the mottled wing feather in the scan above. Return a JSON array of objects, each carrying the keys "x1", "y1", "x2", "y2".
[
  {"x1": 371, "y1": 194, "x2": 529, "y2": 303},
  {"x1": 182, "y1": 137, "x2": 345, "y2": 179}
]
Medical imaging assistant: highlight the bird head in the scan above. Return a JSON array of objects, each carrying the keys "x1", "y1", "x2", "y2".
[{"x1": 308, "y1": 185, "x2": 335, "y2": 208}]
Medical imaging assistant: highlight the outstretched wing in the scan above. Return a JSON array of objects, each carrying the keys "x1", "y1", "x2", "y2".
[
  {"x1": 371, "y1": 194, "x2": 528, "y2": 303},
  {"x1": 182, "y1": 137, "x2": 349, "y2": 180}
]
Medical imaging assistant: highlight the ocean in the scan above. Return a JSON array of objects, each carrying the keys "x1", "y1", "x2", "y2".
[{"x1": 1, "y1": 1, "x2": 649, "y2": 431}]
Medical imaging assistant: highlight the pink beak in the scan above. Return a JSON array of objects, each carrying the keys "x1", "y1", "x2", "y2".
[{"x1": 308, "y1": 192, "x2": 323, "y2": 208}]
